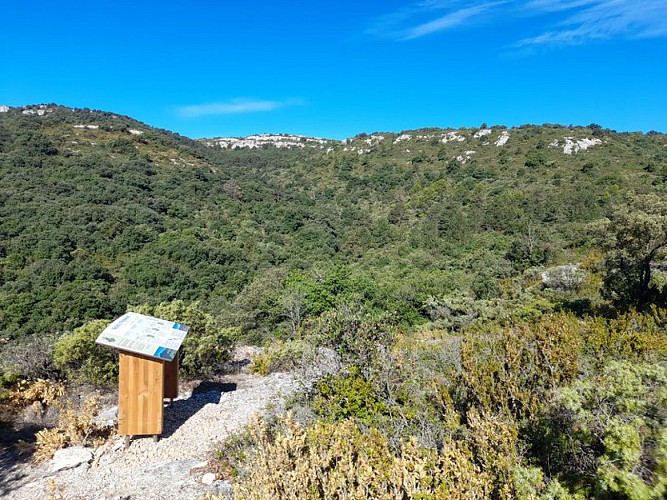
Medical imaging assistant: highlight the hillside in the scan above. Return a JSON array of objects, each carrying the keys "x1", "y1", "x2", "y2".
[{"x1": 1, "y1": 104, "x2": 666, "y2": 343}]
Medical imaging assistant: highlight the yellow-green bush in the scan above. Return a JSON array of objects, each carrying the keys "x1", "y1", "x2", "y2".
[
  {"x1": 227, "y1": 416, "x2": 492, "y2": 499},
  {"x1": 0, "y1": 369, "x2": 19, "y2": 401},
  {"x1": 34, "y1": 392, "x2": 111, "y2": 462},
  {"x1": 52, "y1": 319, "x2": 116, "y2": 384},
  {"x1": 220, "y1": 413, "x2": 574, "y2": 499},
  {"x1": 9, "y1": 378, "x2": 65, "y2": 408},
  {"x1": 248, "y1": 340, "x2": 309, "y2": 376},
  {"x1": 457, "y1": 313, "x2": 582, "y2": 420},
  {"x1": 584, "y1": 307, "x2": 667, "y2": 368}
]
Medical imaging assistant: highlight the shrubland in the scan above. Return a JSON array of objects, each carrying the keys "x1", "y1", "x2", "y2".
[{"x1": 1, "y1": 106, "x2": 666, "y2": 497}]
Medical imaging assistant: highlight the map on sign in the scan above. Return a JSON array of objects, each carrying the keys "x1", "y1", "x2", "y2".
[{"x1": 95, "y1": 312, "x2": 189, "y2": 361}]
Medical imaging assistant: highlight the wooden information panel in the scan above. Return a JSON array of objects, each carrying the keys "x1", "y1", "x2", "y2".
[
  {"x1": 96, "y1": 312, "x2": 189, "y2": 362},
  {"x1": 95, "y1": 312, "x2": 190, "y2": 442},
  {"x1": 118, "y1": 352, "x2": 165, "y2": 436}
]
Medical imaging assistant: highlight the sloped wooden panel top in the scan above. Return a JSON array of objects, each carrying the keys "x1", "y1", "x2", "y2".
[{"x1": 95, "y1": 312, "x2": 190, "y2": 361}]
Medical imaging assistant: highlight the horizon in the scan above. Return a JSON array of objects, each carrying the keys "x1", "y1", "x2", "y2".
[
  {"x1": 3, "y1": 103, "x2": 661, "y2": 141},
  {"x1": 2, "y1": 1, "x2": 666, "y2": 140}
]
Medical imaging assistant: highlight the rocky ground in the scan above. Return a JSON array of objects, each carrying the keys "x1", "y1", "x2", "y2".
[{"x1": 0, "y1": 369, "x2": 299, "y2": 500}]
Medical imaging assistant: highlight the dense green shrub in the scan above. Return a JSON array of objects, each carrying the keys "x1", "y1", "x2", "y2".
[
  {"x1": 547, "y1": 361, "x2": 667, "y2": 499},
  {"x1": 312, "y1": 366, "x2": 388, "y2": 425},
  {"x1": 308, "y1": 302, "x2": 394, "y2": 373},
  {"x1": 52, "y1": 319, "x2": 116, "y2": 384},
  {"x1": 130, "y1": 300, "x2": 235, "y2": 377}
]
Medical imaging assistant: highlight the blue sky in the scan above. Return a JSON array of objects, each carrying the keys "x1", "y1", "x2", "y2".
[{"x1": 1, "y1": 0, "x2": 666, "y2": 139}]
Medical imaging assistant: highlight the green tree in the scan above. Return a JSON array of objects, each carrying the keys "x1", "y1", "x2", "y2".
[{"x1": 597, "y1": 194, "x2": 667, "y2": 308}]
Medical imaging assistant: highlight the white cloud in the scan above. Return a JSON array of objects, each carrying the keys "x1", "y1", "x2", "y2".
[
  {"x1": 516, "y1": 0, "x2": 667, "y2": 46},
  {"x1": 177, "y1": 98, "x2": 301, "y2": 118},
  {"x1": 402, "y1": 2, "x2": 508, "y2": 40},
  {"x1": 368, "y1": 1, "x2": 507, "y2": 39},
  {"x1": 523, "y1": 0, "x2": 601, "y2": 12},
  {"x1": 369, "y1": 0, "x2": 667, "y2": 47}
]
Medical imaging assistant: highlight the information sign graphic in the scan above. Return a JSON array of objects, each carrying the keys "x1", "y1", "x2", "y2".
[{"x1": 95, "y1": 312, "x2": 189, "y2": 361}]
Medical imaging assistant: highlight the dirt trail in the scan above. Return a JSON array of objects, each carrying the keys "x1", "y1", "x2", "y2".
[{"x1": 2, "y1": 372, "x2": 297, "y2": 500}]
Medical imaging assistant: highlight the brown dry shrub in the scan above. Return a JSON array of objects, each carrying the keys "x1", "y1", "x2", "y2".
[
  {"x1": 10, "y1": 379, "x2": 65, "y2": 408},
  {"x1": 31, "y1": 391, "x2": 112, "y2": 462},
  {"x1": 228, "y1": 415, "x2": 493, "y2": 499}
]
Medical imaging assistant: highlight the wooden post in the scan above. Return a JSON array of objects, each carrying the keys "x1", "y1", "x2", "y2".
[
  {"x1": 118, "y1": 352, "x2": 165, "y2": 438},
  {"x1": 163, "y1": 354, "x2": 179, "y2": 405}
]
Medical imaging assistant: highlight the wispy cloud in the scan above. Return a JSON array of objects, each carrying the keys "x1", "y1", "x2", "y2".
[
  {"x1": 367, "y1": 0, "x2": 507, "y2": 40},
  {"x1": 516, "y1": 0, "x2": 667, "y2": 47},
  {"x1": 522, "y1": 0, "x2": 600, "y2": 12},
  {"x1": 402, "y1": 2, "x2": 508, "y2": 40},
  {"x1": 177, "y1": 98, "x2": 302, "y2": 118},
  {"x1": 369, "y1": 0, "x2": 667, "y2": 47}
]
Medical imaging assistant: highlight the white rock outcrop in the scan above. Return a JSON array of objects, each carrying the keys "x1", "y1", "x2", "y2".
[
  {"x1": 550, "y1": 137, "x2": 602, "y2": 155},
  {"x1": 364, "y1": 134, "x2": 384, "y2": 146},
  {"x1": 495, "y1": 131, "x2": 510, "y2": 146},
  {"x1": 441, "y1": 131, "x2": 466, "y2": 143},
  {"x1": 21, "y1": 105, "x2": 53, "y2": 116},
  {"x1": 455, "y1": 150, "x2": 476, "y2": 163},
  {"x1": 204, "y1": 134, "x2": 335, "y2": 150},
  {"x1": 474, "y1": 128, "x2": 492, "y2": 138}
]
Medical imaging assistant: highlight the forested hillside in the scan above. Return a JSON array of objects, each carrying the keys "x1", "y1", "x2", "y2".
[
  {"x1": 1, "y1": 105, "x2": 665, "y2": 341},
  {"x1": 2, "y1": 104, "x2": 667, "y2": 498}
]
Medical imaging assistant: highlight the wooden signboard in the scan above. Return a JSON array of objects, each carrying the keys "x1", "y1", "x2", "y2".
[
  {"x1": 95, "y1": 312, "x2": 189, "y2": 361},
  {"x1": 95, "y1": 312, "x2": 190, "y2": 444},
  {"x1": 118, "y1": 352, "x2": 165, "y2": 436}
]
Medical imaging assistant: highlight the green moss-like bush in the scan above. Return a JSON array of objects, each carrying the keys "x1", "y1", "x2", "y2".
[
  {"x1": 554, "y1": 361, "x2": 667, "y2": 499},
  {"x1": 312, "y1": 366, "x2": 388, "y2": 425}
]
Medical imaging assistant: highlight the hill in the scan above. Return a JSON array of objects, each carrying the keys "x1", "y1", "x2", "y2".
[{"x1": 1, "y1": 104, "x2": 666, "y2": 342}]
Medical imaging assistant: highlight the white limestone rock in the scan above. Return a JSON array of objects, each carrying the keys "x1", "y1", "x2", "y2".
[
  {"x1": 394, "y1": 133, "x2": 412, "y2": 143},
  {"x1": 204, "y1": 133, "x2": 335, "y2": 150},
  {"x1": 455, "y1": 150, "x2": 476, "y2": 163},
  {"x1": 557, "y1": 137, "x2": 602, "y2": 155},
  {"x1": 50, "y1": 446, "x2": 93, "y2": 473},
  {"x1": 473, "y1": 128, "x2": 492, "y2": 138},
  {"x1": 201, "y1": 472, "x2": 216, "y2": 485},
  {"x1": 495, "y1": 131, "x2": 510, "y2": 146},
  {"x1": 441, "y1": 131, "x2": 466, "y2": 143}
]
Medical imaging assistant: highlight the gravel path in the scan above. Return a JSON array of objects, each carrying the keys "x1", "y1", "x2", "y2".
[{"x1": 2, "y1": 372, "x2": 298, "y2": 500}]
